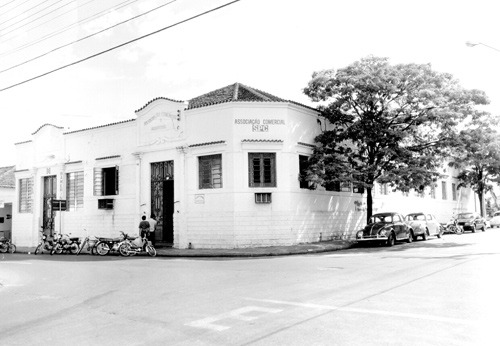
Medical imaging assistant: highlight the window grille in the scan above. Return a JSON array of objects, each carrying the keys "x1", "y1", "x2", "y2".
[
  {"x1": 19, "y1": 178, "x2": 33, "y2": 213},
  {"x1": 66, "y1": 171, "x2": 84, "y2": 211},
  {"x1": 249, "y1": 153, "x2": 276, "y2": 187},
  {"x1": 199, "y1": 154, "x2": 222, "y2": 189}
]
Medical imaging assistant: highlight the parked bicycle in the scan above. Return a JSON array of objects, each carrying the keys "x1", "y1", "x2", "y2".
[
  {"x1": 76, "y1": 229, "x2": 100, "y2": 256},
  {"x1": 0, "y1": 237, "x2": 16, "y2": 253},
  {"x1": 35, "y1": 227, "x2": 55, "y2": 255}
]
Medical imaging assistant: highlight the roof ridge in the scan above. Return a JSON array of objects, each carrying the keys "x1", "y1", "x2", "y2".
[{"x1": 240, "y1": 83, "x2": 273, "y2": 101}]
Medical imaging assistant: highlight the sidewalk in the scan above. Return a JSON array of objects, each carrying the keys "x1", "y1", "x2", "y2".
[{"x1": 154, "y1": 240, "x2": 355, "y2": 257}]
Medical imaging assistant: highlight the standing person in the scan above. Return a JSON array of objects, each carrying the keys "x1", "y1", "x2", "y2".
[
  {"x1": 138, "y1": 215, "x2": 150, "y2": 248},
  {"x1": 148, "y1": 213, "x2": 157, "y2": 247}
]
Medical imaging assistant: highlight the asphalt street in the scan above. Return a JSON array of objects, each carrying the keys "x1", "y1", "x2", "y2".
[{"x1": 1, "y1": 229, "x2": 499, "y2": 346}]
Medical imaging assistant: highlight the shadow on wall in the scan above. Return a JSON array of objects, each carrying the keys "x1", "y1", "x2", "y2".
[{"x1": 292, "y1": 194, "x2": 367, "y2": 242}]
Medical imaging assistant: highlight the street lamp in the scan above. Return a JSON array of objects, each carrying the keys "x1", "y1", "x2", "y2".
[{"x1": 466, "y1": 41, "x2": 500, "y2": 52}]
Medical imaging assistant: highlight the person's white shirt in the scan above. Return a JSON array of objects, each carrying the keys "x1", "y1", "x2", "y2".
[{"x1": 148, "y1": 217, "x2": 158, "y2": 233}]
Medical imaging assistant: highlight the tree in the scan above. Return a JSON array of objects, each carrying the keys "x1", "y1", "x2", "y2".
[
  {"x1": 449, "y1": 122, "x2": 500, "y2": 217},
  {"x1": 303, "y1": 56, "x2": 490, "y2": 222}
]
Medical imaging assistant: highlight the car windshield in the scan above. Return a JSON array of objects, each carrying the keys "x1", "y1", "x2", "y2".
[
  {"x1": 369, "y1": 215, "x2": 392, "y2": 224},
  {"x1": 457, "y1": 213, "x2": 474, "y2": 219},
  {"x1": 406, "y1": 214, "x2": 425, "y2": 221}
]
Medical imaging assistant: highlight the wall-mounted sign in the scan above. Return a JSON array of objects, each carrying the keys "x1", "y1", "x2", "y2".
[{"x1": 235, "y1": 118, "x2": 285, "y2": 132}]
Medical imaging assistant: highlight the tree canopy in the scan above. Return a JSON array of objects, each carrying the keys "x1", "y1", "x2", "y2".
[
  {"x1": 449, "y1": 121, "x2": 500, "y2": 216},
  {"x1": 303, "y1": 56, "x2": 490, "y2": 220}
]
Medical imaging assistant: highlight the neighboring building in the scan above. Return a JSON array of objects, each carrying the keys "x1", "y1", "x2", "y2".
[
  {"x1": 0, "y1": 166, "x2": 15, "y2": 240},
  {"x1": 12, "y1": 83, "x2": 475, "y2": 249}
]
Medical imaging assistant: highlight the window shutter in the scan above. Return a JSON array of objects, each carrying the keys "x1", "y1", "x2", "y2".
[
  {"x1": 115, "y1": 166, "x2": 119, "y2": 195},
  {"x1": 94, "y1": 168, "x2": 102, "y2": 196}
]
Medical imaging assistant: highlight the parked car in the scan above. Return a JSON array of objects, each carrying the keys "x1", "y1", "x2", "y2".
[
  {"x1": 489, "y1": 211, "x2": 500, "y2": 228},
  {"x1": 405, "y1": 213, "x2": 443, "y2": 240},
  {"x1": 456, "y1": 212, "x2": 486, "y2": 232},
  {"x1": 356, "y1": 212, "x2": 413, "y2": 246}
]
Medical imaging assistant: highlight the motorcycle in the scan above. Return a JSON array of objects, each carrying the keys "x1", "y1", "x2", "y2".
[
  {"x1": 444, "y1": 218, "x2": 463, "y2": 234},
  {"x1": 0, "y1": 237, "x2": 16, "y2": 253},
  {"x1": 50, "y1": 233, "x2": 81, "y2": 255},
  {"x1": 118, "y1": 231, "x2": 156, "y2": 257},
  {"x1": 34, "y1": 228, "x2": 55, "y2": 255},
  {"x1": 94, "y1": 236, "x2": 124, "y2": 256}
]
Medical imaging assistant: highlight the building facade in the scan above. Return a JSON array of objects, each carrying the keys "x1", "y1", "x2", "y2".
[
  {"x1": 12, "y1": 83, "x2": 475, "y2": 249},
  {"x1": 0, "y1": 166, "x2": 15, "y2": 240}
]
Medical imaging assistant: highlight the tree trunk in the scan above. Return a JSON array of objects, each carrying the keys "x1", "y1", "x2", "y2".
[
  {"x1": 478, "y1": 190, "x2": 485, "y2": 217},
  {"x1": 366, "y1": 187, "x2": 373, "y2": 223}
]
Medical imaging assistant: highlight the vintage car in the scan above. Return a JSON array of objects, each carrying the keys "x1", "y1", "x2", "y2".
[
  {"x1": 489, "y1": 211, "x2": 500, "y2": 228},
  {"x1": 404, "y1": 213, "x2": 443, "y2": 240},
  {"x1": 356, "y1": 212, "x2": 413, "y2": 246},
  {"x1": 456, "y1": 212, "x2": 486, "y2": 232}
]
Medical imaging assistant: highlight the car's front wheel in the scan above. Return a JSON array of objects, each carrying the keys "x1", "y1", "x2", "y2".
[
  {"x1": 386, "y1": 232, "x2": 395, "y2": 247},
  {"x1": 407, "y1": 231, "x2": 413, "y2": 243}
]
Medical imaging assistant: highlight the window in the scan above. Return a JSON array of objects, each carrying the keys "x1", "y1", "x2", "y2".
[
  {"x1": 441, "y1": 181, "x2": 447, "y2": 200},
  {"x1": 452, "y1": 183, "x2": 457, "y2": 201},
  {"x1": 249, "y1": 153, "x2": 276, "y2": 187},
  {"x1": 66, "y1": 171, "x2": 84, "y2": 211},
  {"x1": 19, "y1": 178, "x2": 33, "y2": 213},
  {"x1": 199, "y1": 154, "x2": 222, "y2": 189},
  {"x1": 353, "y1": 174, "x2": 364, "y2": 194},
  {"x1": 326, "y1": 181, "x2": 351, "y2": 192},
  {"x1": 430, "y1": 186, "x2": 436, "y2": 199},
  {"x1": 299, "y1": 155, "x2": 311, "y2": 189},
  {"x1": 379, "y1": 183, "x2": 388, "y2": 195},
  {"x1": 94, "y1": 166, "x2": 119, "y2": 196},
  {"x1": 255, "y1": 193, "x2": 272, "y2": 203}
]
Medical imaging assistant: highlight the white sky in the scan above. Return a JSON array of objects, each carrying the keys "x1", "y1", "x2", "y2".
[{"x1": 0, "y1": 0, "x2": 499, "y2": 167}]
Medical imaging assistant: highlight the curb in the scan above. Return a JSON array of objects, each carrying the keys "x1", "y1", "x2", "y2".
[{"x1": 12, "y1": 241, "x2": 356, "y2": 258}]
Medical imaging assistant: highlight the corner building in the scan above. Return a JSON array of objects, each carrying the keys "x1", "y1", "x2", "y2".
[{"x1": 13, "y1": 83, "x2": 474, "y2": 249}]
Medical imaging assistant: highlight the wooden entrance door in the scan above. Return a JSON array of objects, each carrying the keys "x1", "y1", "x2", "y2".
[
  {"x1": 43, "y1": 175, "x2": 57, "y2": 236},
  {"x1": 151, "y1": 161, "x2": 174, "y2": 246}
]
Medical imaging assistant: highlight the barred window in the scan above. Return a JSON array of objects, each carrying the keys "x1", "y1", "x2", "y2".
[
  {"x1": 430, "y1": 186, "x2": 436, "y2": 199},
  {"x1": 19, "y1": 178, "x2": 33, "y2": 213},
  {"x1": 249, "y1": 153, "x2": 276, "y2": 187},
  {"x1": 326, "y1": 181, "x2": 351, "y2": 192},
  {"x1": 199, "y1": 154, "x2": 222, "y2": 189},
  {"x1": 67, "y1": 171, "x2": 84, "y2": 211},
  {"x1": 379, "y1": 183, "x2": 388, "y2": 195},
  {"x1": 299, "y1": 155, "x2": 314, "y2": 189},
  {"x1": 94, "y1": 166, "x2": 119, "y2": 196}
]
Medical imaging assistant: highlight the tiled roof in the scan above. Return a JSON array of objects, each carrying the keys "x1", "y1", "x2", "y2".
[
  {"x1": 0, "y1": 166, "x2": 15, "y2": 188},
  {"x1": 187, "y1": 83, "x2": 315, "y2": 110}
]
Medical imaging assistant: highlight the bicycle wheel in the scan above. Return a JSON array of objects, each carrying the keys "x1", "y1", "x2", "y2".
[
  {"x1": 95, "y1": 241, "x2": 111, "y2": 256},
  {"x1": 9, "y1": 244, "x2": 16, "y2": 253},
  {"x1": 145, "y1": 245, "x2": 157, "y2": 257},
  {"x1": 35, "y1": 243, "x2": 42, "y2": 255},
  {"x1": 76, "y1": 240, "x2": 86, "y2": 256}
]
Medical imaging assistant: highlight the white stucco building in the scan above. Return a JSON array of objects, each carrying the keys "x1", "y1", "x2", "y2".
[
  {"x1": 12, "y1": 83, "x2": 475, "y2": 249},
  {"x1": 0, "y1": 166, "x2": 15, "y2": 240}
]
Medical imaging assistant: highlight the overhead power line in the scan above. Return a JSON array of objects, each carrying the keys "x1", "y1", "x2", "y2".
[
  {"x1": 0, "y1": 0, "x2": 129, "y2": 51},
  {"x1": 0, "y1": 0, "x2": 165, "y2": 71},
  {"x1": 0, "y1": 0, "x2": 242, "y2": 93},
  {"x1": 0, "y1": 0, "x2": 52, "y2": 27}
]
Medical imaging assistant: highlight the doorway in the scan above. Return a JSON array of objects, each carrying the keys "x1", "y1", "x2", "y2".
[
  {"x1": 42, "y1": 175, "x2": 57, "y2": 237},
  {"x1": 151, "y1": 161, "x2": 174, "y2": 246}
]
